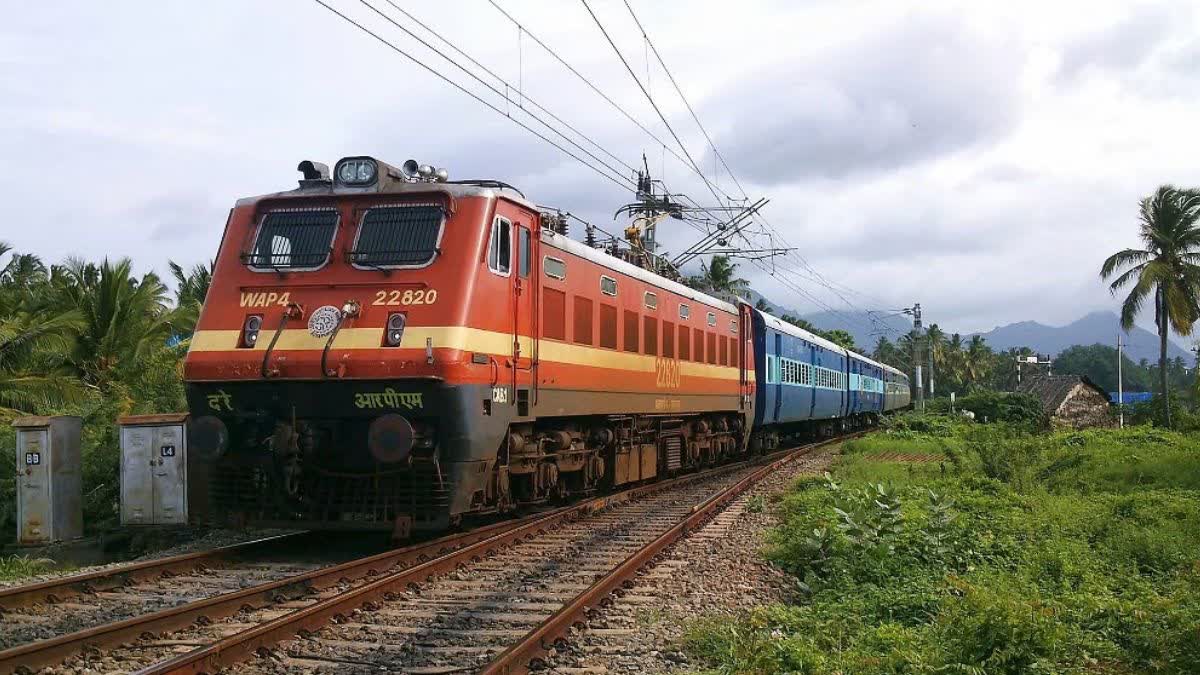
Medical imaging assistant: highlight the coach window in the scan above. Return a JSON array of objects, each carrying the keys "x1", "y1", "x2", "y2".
[
  {"x1": 645, "y1": 291, "x2": 658, "y2": 310},
  {"x1": 488, "y1": 216, "x2": 512, "y2": 275},
  {"x1": 600, "y1": 275, "x2": 617, "y2": 296},
  {"x1": 679, "y1": 304, "x2": 690, "y2": 320},
  {"x1": 543, "y1": 256, "x2": 566, "y2": 280},
  {"x1": 518, "y1": 227, "x2": 531, "y2": 278}
]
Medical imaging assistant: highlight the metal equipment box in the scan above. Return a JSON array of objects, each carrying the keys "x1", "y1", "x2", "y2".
[
  {"x1": 119, "y1": 414, "x2": 207, "y2": 526},
  {"x1": 13, "y1": 416, "x2": 83, "y2": 545}
]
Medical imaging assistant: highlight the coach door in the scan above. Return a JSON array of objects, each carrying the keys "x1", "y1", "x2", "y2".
[
  {"x1": 738, "y1": 304, "x2": 753, "y2": 410},
  {"x1": 512, "y1": 215, "x2": 536, "y2": 416}
]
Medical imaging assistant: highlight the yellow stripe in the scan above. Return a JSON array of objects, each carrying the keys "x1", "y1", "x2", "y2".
[{"x1": 189, "y1": 327, "x2": 739, "y2": 380}]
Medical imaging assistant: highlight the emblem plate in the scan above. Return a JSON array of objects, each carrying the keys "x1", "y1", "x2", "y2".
[{"x1": 308, "y1": 305, "x2": 342, "y2": 338}]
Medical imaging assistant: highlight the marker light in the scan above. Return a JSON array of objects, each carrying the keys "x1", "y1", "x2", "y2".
[
  {"x1": 384, "y1": 312, "x2": 406, "y2": 347},
  {"x1": 242, "y1": 314, "x2": 263, "y2": 348},
  {"x1": 334, "y1": 157, "x2": 378, "y2": 186}
]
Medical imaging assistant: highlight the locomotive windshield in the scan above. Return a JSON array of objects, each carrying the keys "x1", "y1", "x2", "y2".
[
  {"x1": 348, "y1": 203, "x2": 444, "y2": 268},
  {"x1": 246, "y1": 209, "x2": 338, "y2": 270}
]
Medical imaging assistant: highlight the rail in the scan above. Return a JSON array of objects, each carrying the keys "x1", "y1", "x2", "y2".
[{"x1": 0, "y1": 532, "x2": 305, "y2": 611}]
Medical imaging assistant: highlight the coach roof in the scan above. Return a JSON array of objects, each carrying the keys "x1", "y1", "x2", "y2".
[{"x1": 755, "y1": 309, "x2": 848, "y2": 355}]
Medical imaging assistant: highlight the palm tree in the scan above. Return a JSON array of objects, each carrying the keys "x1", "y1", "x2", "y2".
[
  {"x1": 963, "y1": 335, "x2": 992, "y2": 387},
  {"x1": 168, "y1": 259, "x2": 213, "y2": 337},
  {"x1": 1100, "y1": 185, "x2": 1200, "y2": 427},
  {"x1": 53, "y1": 258, "x2": 173, "y2": 388},
  {"x1": 693, "y1": 255, "x2": 749, "y2": 297},
  {"x1": 945, "y1": 333, "x2": 965, "y2": 391},
  {"x1": 0, "y1": 243, "x2": 84, "y2": 414}
]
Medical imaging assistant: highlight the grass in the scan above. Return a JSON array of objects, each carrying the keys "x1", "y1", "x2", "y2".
[
  {"x1": 683, "y1": 417, "x2": 1200, "y2": 674},
  {"x1": 0, "y1": 555, "x2": 56, "y2": 582}
]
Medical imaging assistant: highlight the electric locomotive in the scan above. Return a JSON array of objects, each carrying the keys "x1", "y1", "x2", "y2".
[{"x1": 184, "y1": 157, "x2": 755, "y2": 536}]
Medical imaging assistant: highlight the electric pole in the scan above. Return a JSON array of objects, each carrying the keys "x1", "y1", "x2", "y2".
[{"x1": 903, "y1": 303, "x2": 924, "y2": 412}]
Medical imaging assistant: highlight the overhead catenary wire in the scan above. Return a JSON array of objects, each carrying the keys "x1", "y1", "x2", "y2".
[
  {"x1": 316, "y1": 0, "x2": 888, "y2": 342},
  {"x1": 359, "y1": 0, "x2": 636, "y2": 186},
  {"x1": 578, "y1": 0, "x2": 736, "y2": 208},
  {"x1": 610, "y1": 2, "x2": 889, "y2": 323},
  {"x1": 309, "y1": 0, "x2": 635, "y2": 193},
  {"x1": 619, "y1": 0, "x2": 747, "y2": 201},
  {"x1": 486, "y1": 0, "x2": 734, "y2": 205},
  {"x1": 373, "y1": 0, "x2": 638, "y2": 177}
]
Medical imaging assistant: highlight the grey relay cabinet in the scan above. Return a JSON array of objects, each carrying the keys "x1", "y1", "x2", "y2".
[
  {"x1": 120, "y1": 414, "x2": 207, "y2": 526},
  {"x1": 13, "y1": 416, "x2": 83, "y2": 545}
]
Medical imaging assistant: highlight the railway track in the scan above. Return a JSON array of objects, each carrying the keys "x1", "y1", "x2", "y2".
[{"x1": 0, "y1": 434, "x2": 856, "y2": 675}]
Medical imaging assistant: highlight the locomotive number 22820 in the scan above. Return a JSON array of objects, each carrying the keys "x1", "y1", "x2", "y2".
[{"x1": 373, "y1": 289, "x2": 438, "y2": 306}]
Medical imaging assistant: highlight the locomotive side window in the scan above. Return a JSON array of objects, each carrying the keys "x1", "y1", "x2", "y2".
[
  {"x1": 679, "y1": 304, "x2": 690, "y2": 320},
  {"x1": 488, "y1": 216, "x2": 512, "y2": 275},
  {"x1": 623, "y1": 310, "x2": 639, "y2": 353},
  {"x1": 543, "y1": 256, "x2": 566, "y2": 280},
  {"x1": 518, "y1": 227, "x2": 531, "y2": 278},
  {"x1": 247, "y1": 209, "x2": 338, "y2": 271},
  {"x1": 643, "y1": 316, "x2": 658, "y2": 356},
  {"x1": 600, "y1": 275, "x2": 617, "y2": 296},
  {"x1": 644, "y1": 292, "x2": 658, "y2": 310},
  {"x1": 543, "y1": 288, "x2": 566, "y2": 340},
  {"x1": 573, "y1": 296, "x2": 593, "y2": 345},
  {"x1": 706, "y1": 312, "x2": 717, "y2": 327},
  {"x1": 599, "y1": 304, "x2": 618, "y2": 349},
  {"x1": 348, "y1": 203, "x2": 444, "y2": 269}
]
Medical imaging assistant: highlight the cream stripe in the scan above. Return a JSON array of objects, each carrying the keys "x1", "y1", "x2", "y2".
[{"x1": 189, "y1": 327, "x2": 740, "y2": 380}]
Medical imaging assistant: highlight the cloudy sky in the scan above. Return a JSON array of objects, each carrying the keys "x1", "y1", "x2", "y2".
[{"x1": 3, "y1": 0, "x2": 1198, "y2": 339}]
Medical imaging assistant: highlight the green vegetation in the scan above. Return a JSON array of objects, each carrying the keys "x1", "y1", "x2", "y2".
[
  {"x1": 0, "y1": 555, "x2": 56, "y2": 581},
  {"x1": 0, "y1": 243, "x2": 207, "y2": 545},
  {"x1": 685, "y1": 416, "x2": 1200, "y2": 674}
]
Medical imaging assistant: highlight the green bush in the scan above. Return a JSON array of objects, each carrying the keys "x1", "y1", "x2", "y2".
[{"x1": 686, "y1": 426, "x2": 1200, "y2": 674}]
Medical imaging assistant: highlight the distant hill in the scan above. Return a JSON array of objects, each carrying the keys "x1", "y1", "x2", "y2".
[{"x1": 970, "y1": 311, "x2": 1190, "y2": 364}]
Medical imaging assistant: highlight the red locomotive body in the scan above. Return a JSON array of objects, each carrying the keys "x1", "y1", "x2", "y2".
[{"x1": 184, "y1": 157, "x2": 755, "y2": 534}]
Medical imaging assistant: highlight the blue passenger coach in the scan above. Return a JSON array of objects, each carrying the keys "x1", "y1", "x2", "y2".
[{"x1": 749, "y1": 308, "x2": 909, "y2": 450}]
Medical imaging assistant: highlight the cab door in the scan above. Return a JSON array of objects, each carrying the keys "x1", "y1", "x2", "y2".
[
  {"x1": 738, "y1": 303, "x2": 754, "y2": 411},
  {"x1": 511, "y1": 214, "x2": 536, "y2": 416}
]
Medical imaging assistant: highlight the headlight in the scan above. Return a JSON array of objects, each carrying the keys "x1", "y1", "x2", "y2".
[
  {"x1": 384, "y1": 312, "x2": 406, "y2": 347},
  {"x1": 241, "y1": 314, "x2": 263, "y2": 348},
  {"x1": 335, "y1": 157, "x2": 378, "y2": 186}
]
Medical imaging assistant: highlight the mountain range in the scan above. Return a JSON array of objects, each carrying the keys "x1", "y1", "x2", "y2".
[{"x1": 746, "y1": 289, "x2": 1189, "y2": 364}]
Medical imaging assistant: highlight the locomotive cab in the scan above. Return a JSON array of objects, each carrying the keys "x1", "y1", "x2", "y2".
[{"x1": 184, "y1": 157, "x2": 539, "y2": 534}]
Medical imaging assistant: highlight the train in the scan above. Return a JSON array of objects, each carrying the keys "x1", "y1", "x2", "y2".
[{"x1": 182, "y1": 156, "x2": 911, "y2": 537}]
